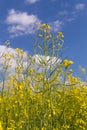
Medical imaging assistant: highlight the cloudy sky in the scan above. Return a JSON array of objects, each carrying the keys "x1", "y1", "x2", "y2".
[{"x1": 0, "y1": 0, "x2": 87, "y2": 76}]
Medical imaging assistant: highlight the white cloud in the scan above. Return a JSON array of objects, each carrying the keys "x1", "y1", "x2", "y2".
[
  {"x1": 50, "y1": 20, "x2": 64, "y2": 32},
  {"x1": 0, "y1": 45, "x2": 28, "y2": 70},
  {"x1": 6, "y1": 9, "x2": 38, "y2": 25},
  {"x1": 6, "y1": 9, "x2": 40, "y2": 37},
  {"x1": 0, "y1": 45, "x2": 31, "y2": 81},
  {"x1": 0, "y1": 45, "x2": 15, "y2": 79},
  {"x1": 0, "y1": 45, "x2": 16, "y2": 60},
  {"x1": 26, "y1": 0, "x2": 39, "y2": 4},
  {"x1": 75, "y1": 3, "x2": 85, "y2": 10}
]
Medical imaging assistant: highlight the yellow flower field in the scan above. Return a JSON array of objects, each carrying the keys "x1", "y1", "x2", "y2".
[{"x1": 0, "y1": 24, "x2": 87, "y2": 130}]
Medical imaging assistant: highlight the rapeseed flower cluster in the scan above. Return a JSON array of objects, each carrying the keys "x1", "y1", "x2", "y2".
[{"x1": 63, "y1": 59, "x2": 74, "y2": 68}]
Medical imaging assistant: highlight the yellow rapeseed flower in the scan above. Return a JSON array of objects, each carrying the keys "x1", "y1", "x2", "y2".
[
  {"x1": 0, "y1": 122, "x2": 3, "y2": 130},
  {"x1": 42, "y1": 23, "x2": 47, "y2": 27},
  {"x1": 43, "y1": 29, "x2": 47, "y2": 33},
  {"x1": 56, "y1": 32, "x2": 64, "y2": 38},
  {"x1": 41, "y1": 127, "x2": 45, "y2": 130},
  {"x1": 42, "y1": 23, "x2": 51, "y2": 29},
  {"x1": 63, "y1": 59, "x2": 74, "y2": 68},
  {"x1": 15, "y1": 48, "x2": 20, "y2": 51}
]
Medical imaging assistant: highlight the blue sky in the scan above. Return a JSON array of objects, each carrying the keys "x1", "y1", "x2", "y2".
[{"x1": 0, "y1": 0, "x2": 87, "y2": 76}]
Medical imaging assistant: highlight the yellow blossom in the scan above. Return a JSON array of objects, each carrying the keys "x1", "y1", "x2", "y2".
[
  {"x1": 0, "y1": 122, "x2": 3, "y2": 130},
  {"x1": 63, "y1": 59, "x2": 74, "y2": 68}
]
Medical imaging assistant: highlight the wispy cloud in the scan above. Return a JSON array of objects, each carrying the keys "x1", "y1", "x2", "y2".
[
  {"x1": 58, "y1": 3, "x2": 85, "y2": 24},
  {"x1": 59, "y1": 10, "x2": 68, "y2": 16},
  {"x1": 6, "y1": 9, "x2": 40, "y2": 37},
  {"x1": 50, "y1": 20, "x2": 64, "y2": 32},
  {"x1": 58, "y1": 2, "x2": 86, "y2": 22},
  {"x1": 26, "y1": 0, "x2": 39, "y2": 4},
  {"x1": 75, "y1": 3, "x2": 85, "y2": 10},
  {"x1": 66, "y1": 18, "x2": 75, "y2": 22}
]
